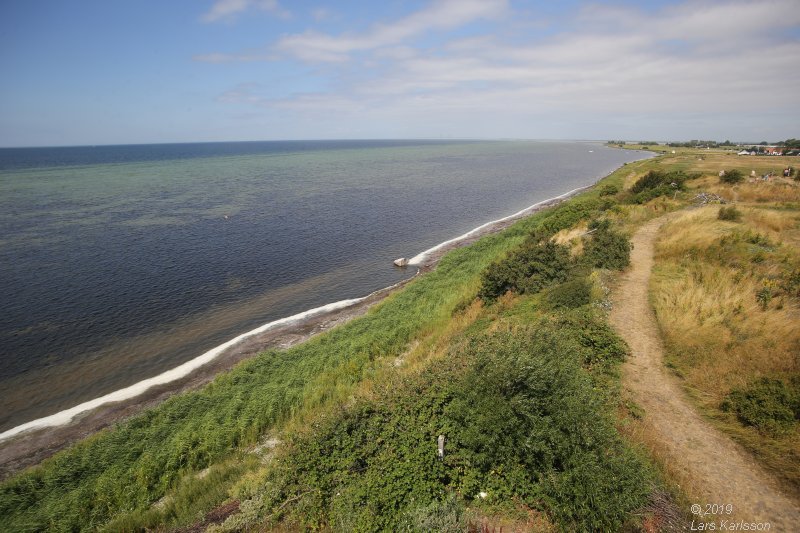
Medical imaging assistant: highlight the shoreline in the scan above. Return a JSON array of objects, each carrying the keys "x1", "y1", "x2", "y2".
[{"x1": 0, "y1": 159, "x2": 643, "y2": 479}]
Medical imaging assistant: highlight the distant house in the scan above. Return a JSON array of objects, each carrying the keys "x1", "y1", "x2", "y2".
[
  {"x1": 763, "y1": 146, "x2": 783, "y2": 155},
  {"x1": 738, "y1": 150, "x2": 750, "y2": 155}
]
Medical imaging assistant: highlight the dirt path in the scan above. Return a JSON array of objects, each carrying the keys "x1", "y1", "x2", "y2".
[{"x1": 610, "y1": 214, "x2": 800, "y2": 531}]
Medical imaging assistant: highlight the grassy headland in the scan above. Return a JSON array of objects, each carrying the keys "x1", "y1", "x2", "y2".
[
  {"x1": 648, "y1": 152, "x2": 800, "y2": 494},
  {"x1": 2, "y1": 145, "x2": 797, "y2": 531}
]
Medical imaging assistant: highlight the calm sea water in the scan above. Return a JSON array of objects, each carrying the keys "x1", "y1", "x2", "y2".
[{"x1": 0, "y1": 140, "x2": 644, "y2": 432}]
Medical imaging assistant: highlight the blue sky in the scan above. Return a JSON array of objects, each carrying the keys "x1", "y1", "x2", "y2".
[{"x1": 1, "y1": 0, "x2": 798, "y2": 147}]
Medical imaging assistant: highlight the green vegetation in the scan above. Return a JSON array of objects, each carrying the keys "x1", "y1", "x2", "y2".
[
  {"x1": 215, "y1": 303, "x2": 651, "y2": 532},
  {"x1": 627, "y1": 169, "x2": 694, "y2": 204},
  {"x1": 598, "y1": 183, "x2": 619, "y2": 196},
  {"x1": 478, "y1": 236, "x2": 571, "y2": 301},
  {"x1": 720, "y1": 169, "x2": 744, "y2": 184},
  {"x1": 478, "y1": 201, "x2": 632, "y2": 304},
  {"x1": 0, "y1": 155, "x2": 664, "y2": 532},
  {"x1": 722, "y1": 378, "x2": 800, "y2": 436},
  {"x1": 544, "y1": 277, "x2": 592, "y2": 309},
  {"x1": 198, "y1": 184, "x2": 647, "y2": 531},
  {"x1": 582, "y1": 219, "x2": 631, "y2": 270}
]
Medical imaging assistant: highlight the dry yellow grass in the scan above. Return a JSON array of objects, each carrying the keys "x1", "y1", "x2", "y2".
[
  {"x1": 552, "y1": 222, "x2": 587, "y2": 256},
  {"x1": 691, "y1": 175, "x2": 800, "y2": 204},
  {"x1": 623, "y1": 170, "x2": 642, "y2": 190},
  {"x1": 650, "y1": 205, "x2": 800, "y2": 488}
]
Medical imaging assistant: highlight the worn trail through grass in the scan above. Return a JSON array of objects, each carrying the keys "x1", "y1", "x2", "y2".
[{"x1": 610, "y1": 213, "x2": 800, "y2": 530}]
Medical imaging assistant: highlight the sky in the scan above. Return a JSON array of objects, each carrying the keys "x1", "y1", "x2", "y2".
[{"x1": 0, "y1": 0, "x2": 798, "y2": 147}]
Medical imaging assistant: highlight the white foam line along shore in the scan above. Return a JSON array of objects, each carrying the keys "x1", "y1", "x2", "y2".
[
  {"x1": 0, "y1": 297, "x2": 368, "y2": 442},
  {"x1": 407, "y1": 185, "x2": 588, "y2": 265},
  {"x1": 0, "y1": 175, "x2": 621, "y2": 443}
]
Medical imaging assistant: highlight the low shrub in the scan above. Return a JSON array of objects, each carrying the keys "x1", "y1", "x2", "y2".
[
  {"x1": 479, "y1": 239, "x2": 572, "y2": 301},
  {"x1": 582, "y1": 220, "x2": 631, "y2": 270},
  {"x1": 722, "y1": 378, "x2": 800, "y2": 435},
  {"x1": 720, "y1": 169, "x2": 744, "y2": 184},
  {"x1": 598, "y1": 184, "x2": 619, "y2": 197},
  {"x1": 628, "y1": 170, "x2": 694, "y2": 204},
  {"x1": 718, "y1": 206, "x2": 741, "y2": 221},
  {"x1": 630, "y1": 170, "x2": 688, "y2": 194},
  {"x1": 242, "y1": 326, "x2": 652, "y2": 531},
  {"x1": 555, "y1": 309, "x2": 631, "y2": 368},
  {"x1": 781, "y1": 268, "x2": 800, "y2": 298},
  {"x1": 545, "y1": 277, "x2": 592, "y2": 309}
]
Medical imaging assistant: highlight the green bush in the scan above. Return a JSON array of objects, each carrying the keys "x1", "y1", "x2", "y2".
[
  {"x1": 598, "y1": 184, "x2": 619, "y2": 197},
  {"x1": 722, "y1": 378, "x2": 800, "y2": 435},
  {"x1": 720, "y1": 169, "x2": 744, "y2": 184},
  {"x1": 242, "y1": 326, "x2": 651, "y2": 532},
  {"x1": 718, "y1": 206, "x2": 741, "y2": 221},
  {"x1": 582, "y1": 220, "x2": 631, "y2": 270},
  {"x1": 546, "y1": 277, "x2": 592, "y2": 309},
  {"x1": 630, "y1": 170, "x2": 687, "y2": 194},
  {"x1": 479, "y1": 239, "x2": 572, "y2": 301},
  {"x1": 628, "y1": 170, "x2": 693, "y2": 204},
  {"x1": 555, "y1": 309, "x2": 630, "y2": 368}
]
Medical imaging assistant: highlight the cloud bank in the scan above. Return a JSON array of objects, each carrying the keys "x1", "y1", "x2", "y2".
[{"x1": 200, "y1": 0, "x2": 800, "y2": 139}]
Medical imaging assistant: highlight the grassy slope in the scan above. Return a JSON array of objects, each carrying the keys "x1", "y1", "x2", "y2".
[
  {"x1": 648, "y1": 151, "x2": 800, "y2": 493},
  {"x1": 212, "y1": 300, "x2": 654, "y2": 532},
  {"x1": 0, "y1": 155, "x2": 659, "y2": 532}
]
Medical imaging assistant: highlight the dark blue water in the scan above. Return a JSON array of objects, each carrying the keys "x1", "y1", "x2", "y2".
[{"x1": 0, "y1": 140, "x2": 644, "y2": 431}]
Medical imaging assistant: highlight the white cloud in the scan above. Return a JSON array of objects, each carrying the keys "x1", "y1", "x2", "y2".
[
  {"x1": 209, "y1": 0, "x2": 800, "y2": 139},
  {"x1": 275, "y1": 0, "x2": 508, "y2": 62},
  {"x1": 201, "y1": 0, "x2": 289, "y2": 23}
]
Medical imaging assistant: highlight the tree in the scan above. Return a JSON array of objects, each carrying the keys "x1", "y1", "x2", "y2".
[{"x1": 720, "y1": 169, "x2": 744, "y2": 184}]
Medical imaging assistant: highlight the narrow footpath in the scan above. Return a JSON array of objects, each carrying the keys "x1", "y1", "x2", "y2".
[{"x1": 609, "y1": 214, "x2": 800, "y2": 531}]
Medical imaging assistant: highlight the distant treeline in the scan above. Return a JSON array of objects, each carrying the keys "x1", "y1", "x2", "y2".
[{"x1": 608, "y1": 138, "x2": 800, "y2": 149}]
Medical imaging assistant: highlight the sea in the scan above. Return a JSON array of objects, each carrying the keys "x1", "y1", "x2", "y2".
[{"x1": 0, "y1": 140, "x2": 645, "y2": 435}]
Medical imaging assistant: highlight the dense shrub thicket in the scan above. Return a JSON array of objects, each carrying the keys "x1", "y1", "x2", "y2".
[
  {"x1": 478, "y1": 234, "x2": 571, "y2": 301},
  {"x1": 480, "y1": 218, "x2": 631, "y2": 302},
  {"x1": 238, "y1": 321, "x2": 652, "y2": 532},
  {"x1": 629, "y1": 169, "x2": 695, "y2": 204},
  {"x1": 583, "y1": 219, "x2": 632, "y2": 270}
]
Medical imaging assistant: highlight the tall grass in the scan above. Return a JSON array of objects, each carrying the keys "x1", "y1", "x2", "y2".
[{"x1": 651, "y1": 206, "x2": 800, "y2": 491}]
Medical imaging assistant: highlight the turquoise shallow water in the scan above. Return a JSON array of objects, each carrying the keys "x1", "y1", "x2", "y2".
[{"x1": 0, "y1": 140, "x2": 644, "y2": 432}]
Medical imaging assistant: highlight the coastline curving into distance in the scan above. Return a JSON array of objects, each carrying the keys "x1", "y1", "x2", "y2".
[{"x1": 0, "y1": 170, "x2": 639, "y2": 443}]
